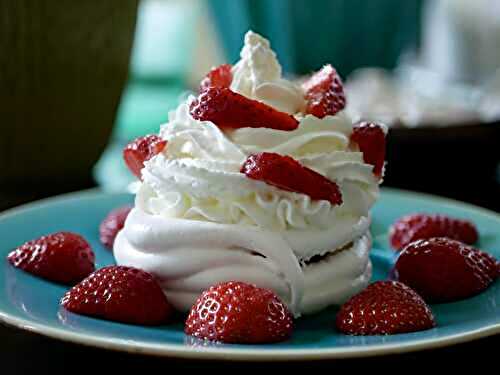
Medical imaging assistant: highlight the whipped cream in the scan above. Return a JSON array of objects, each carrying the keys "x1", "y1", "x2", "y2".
[
  {"x1": 230, "y1": 31, "x2": 304, "y2": 114},
  {"x1": 115, "y1": 31, "x2": 382, "y2": 316}
]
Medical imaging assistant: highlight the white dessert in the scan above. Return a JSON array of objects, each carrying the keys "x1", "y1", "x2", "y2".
[{"x1": 114, "y1": 31, "x2": 381, "y2": 316}]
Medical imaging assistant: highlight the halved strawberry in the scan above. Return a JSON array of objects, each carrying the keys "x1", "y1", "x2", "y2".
[
  {"x1": 61, "y1": 265, "x2": 173, "y2": 325},
  {"x1": 123, "y1": 135, "x2": 167, "y2": 179},
  {"x1": 302, "y1": 64, "x2": 346, "y2": 118},
  {"x1": 8, "y1": 232, "x2": 95, "y2": 284},
  {"x1": 240, "y1": 152, "x2": 342, "y2": 205},
  {"x1": 392, "y1": 237, "x2": 498, "y2": 302},
  {"x1": 199, "y1": 64, "x2": 232, "y2": 92},
  {"x1": 185, "y1": 281, "x2": 293, "y2": 343},
  {"x1": 336, "y1": 281, "x2": 435, "y2": 335},
  {"x1": 389, "y1": 213, "x2": 479, "y2": 251},
  {"x1": 190, "y1": 87, "x2": 299, "y2": 131},
  {"x1": 99, "y1": 206, "x2": 133, "y2": 250},
  {"x1": 350, "y1": 121, "x2": 386, "y2": 176}
]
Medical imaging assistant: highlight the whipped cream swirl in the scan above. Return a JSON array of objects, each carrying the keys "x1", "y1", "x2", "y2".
[{"x1": 230, "y1": 31, "x2": 305, "y2": 114}]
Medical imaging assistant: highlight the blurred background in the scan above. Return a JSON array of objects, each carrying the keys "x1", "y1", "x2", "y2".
[{"x1": 1, "y1": 0, "x2": 499, "y2": 212}]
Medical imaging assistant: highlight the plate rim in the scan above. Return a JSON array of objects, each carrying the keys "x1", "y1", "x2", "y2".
[{"x1": 0, "y1": 187, "x2": 499, "y2": 361}]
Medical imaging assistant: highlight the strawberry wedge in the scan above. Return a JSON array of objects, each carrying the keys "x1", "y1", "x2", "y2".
[
  {"x1": 241, "y1": 152, "x2": 342, "y2": 205},
  {"x1": 123, "y1": 135, "x2": 167, "y2": 179},
  {"x1": 350, "y1": 121, "x2": 386, "y2": 176},
  {"x1": 190, "y1": 87, "x2": 299, "y2": 131},
  {"x1": 302, "y1": 64, "x2": 346, "y2": 118},
  {"x1": 199, "y1": 64, "x2": 233, "y2": 92}
]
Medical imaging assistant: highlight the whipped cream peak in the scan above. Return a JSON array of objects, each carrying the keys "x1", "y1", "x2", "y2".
[{"x1": 230, "y1": 31, "x2": 305, "y2": 114}]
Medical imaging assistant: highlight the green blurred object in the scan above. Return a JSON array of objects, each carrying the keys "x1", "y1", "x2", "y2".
[
  {"x1": 114, "y1": 82, "x2": 184, "y2": 140},
  {"x1": 1, "y1": 0, "x2": 138, "y2": 199},
  {"x1": 113, "y1": 0, "x2": 198, "y2": 142},
  {"x1": 208, "y1": 0, "x2": 423, "y2": 76}
]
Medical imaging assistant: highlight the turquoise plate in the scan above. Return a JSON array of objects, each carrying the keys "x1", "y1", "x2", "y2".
[{"x1": 0, "y1": 188, "x2": 498, "y2": 360}]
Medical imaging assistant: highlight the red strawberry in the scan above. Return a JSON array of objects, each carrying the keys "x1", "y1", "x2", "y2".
[
  {"x1": 336, "y1": 281, "x2": 435, "y2": 335},
  {"x1": 389, "y1": 213, "x2": 478, "y2": 251},
  {"x1": 350, "y1": 121, "x2": 386, "y2": 176},
  {"x1": 7, "y1": 232, "x2": 95, "y2": 284},
  {"x1": 99, "y1": 206, "x2": 132, "y2": 250},
  {"x1": 199, "y1": 64, "x2": 232, "y2": 92},
  {"x1": 241, "y1": 152, "x2": 342, "y2": 205},
  {"x1": 392, "y1": 237, "x2": 498, "y2": 302},
  {"x1": 190, "y1": 87, "x2": 299, "y2": 131},
  {"x1": 123, "y1": 135, "x2": 167, "y2": 179},
  {"x1": 185, "y1": 281, "x2": 293, "y2": 343},
  {"x1": 61, "y1": 265, "x2": 173, "y2": 325},
  {"x1": 302, "y1": 64, "x2": 346, "y2": 118}
]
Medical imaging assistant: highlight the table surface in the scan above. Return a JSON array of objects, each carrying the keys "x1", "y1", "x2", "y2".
[{"x1": 1, "y1": 177, "x2": 499, "y2": 371}]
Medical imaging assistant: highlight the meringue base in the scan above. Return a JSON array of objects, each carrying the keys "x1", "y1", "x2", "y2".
[
  {"x1": 114, "y1": 208, "x2": 372, "y2": 316},
  {"x1": 301, "y1": 234, "x2": 372, "y2": 314}
]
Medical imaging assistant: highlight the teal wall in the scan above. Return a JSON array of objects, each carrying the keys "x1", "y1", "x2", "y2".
[{"x1": 208, "y1": 0, "x2": 423, "y2": 76}]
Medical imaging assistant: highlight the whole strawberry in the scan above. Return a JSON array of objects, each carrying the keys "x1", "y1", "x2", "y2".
[
  {"x1": 185, "y1": 281, "x2": 294, "y2": 344},
  {"x1": 389, "y1": 213, "x2": 478, "y2": 251},
  {"x1": 123, "y1": 135, "x2": 167, "y2": 179},
  {"x1": 392, "y1": 237, "x2": 498, "y2": 302},
  {"x1": 7, "y1": 232, "x2": 95, "y2": 284},
  {"x1": 336, "y1": 281, "x2": 435, "y2": 335},
  {"x1": 99, "y1": 206, "x2": 132, "y2": 250},
  {"x1": 61, "y1": 266, "x2": 173, "y2": 325}
]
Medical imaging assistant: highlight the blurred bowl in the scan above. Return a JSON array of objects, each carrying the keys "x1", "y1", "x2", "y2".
[{"x1": 0, "y1": 1, "x2": 138, "y2": 198}]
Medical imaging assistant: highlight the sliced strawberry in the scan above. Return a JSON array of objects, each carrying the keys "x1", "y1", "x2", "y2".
[
  {"x1": 350, "y1": 121, "x2": 386, "y2": 176},
  {"x1": 61, "y1": 266, "x2": 173, "y2": 325},
  {"x1": 392, "y1": 237, "x2": 498, "y2": 302},
  {"x1": 336, "y1": 281, "x2": 435, "y2": 335},
  {"x1": 7, "y1": 232, "x2": 95, "y2": 284},
  {"x1": 99, "y1": 206, "x2": 133, "y2": 250},
  {"x1": 389, "y1": 213, "x2": 479, "y2": 251},
  {"x1": 189, "y1": 87, "x2": 299, "y2": 131},
  {"x1": 123, "y1": 135, "x2": 167, "y2": 179},
  {"x1": 302, "y1": 64, "x2": 346, "y2": 118},
  {"x1": 199, "y1": 64, "x2": 232, "y2": 92},
  {"x1": 185, "y1": 281, "x2": 293, "y2": 343},
  {"x1": 240, "y1": 152, "x2": 342, "y2": 205}
]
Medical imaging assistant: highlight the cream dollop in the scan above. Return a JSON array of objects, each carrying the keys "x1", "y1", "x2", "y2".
[{"x1": 230, "y1": 31, "x2": 305, "y2": 114}]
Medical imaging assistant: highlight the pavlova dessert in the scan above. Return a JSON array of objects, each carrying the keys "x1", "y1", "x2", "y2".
[
  {"x1": 114, "y1": 31, "x2": 386, "y2": 317},
  {"x1": 7, "y1": 31, "x2": 498, "y2": 345}
]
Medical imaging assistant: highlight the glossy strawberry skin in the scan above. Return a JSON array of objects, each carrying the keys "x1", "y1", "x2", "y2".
[
  {"x1": 185, "y1": 281, "x2": 293, "y2": 344},
  {"x1": 199, "y1": 64, "x2": 232, "y2": 92},
  {"x1": 7, "y1": 232, "x2": 95, "y2": 284},
  {"x1": 190, "y1": 87, "x2": 299, "y2": 131},
  {"x1": 389, "y1": 213, "x2": 478, "y2": 251},
  {"x1": 241, "y1": 152, "x2": 342, "y2": 205},
  {"x1": 61, "y1": 266, "x2": 173, "y2": 325},
  {"x1": 392, "y1": 237, "x2": 498, "y2": 302},
  {"x1": 350, "y1": 121, "x2": 386, "y2": 176},
  {"x1": 99, "y1": 206, "x2": 132, "y2": 250},
  {"x1": 123, "y1": 135, "x2": 167, "y2": 179},
  {"x1": 336, "y1": 281, "x2": 435, "y2": 335},
  {"x1": 302, "y1": 64, "x2": 346, "y2": 118}
]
